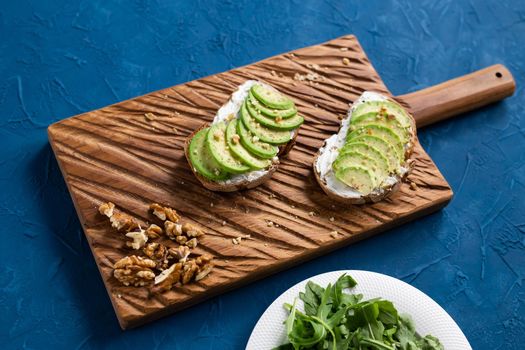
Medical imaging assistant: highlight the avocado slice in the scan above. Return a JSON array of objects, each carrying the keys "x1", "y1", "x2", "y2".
[
  {"x1": 336, "y1": 143, "x2": 390, "y2": 180},
  {"x1": 248, "y1": 92, "x2": 297, "y2": 119},
  {"x1": 352, "y1": 100, "x2": 412, "y2": 129},
  {"x1": 240, "y1": 101, "x2": 291, "y2": 144},
  {"x1": 251, "y1": 84, "x2": 294, "y2": 110},
  {"x1": 351, "y1": 112, "x2": 411, "y2": 144},
  {"x1": 346, "y1": 124, "x2": 404, "y2": 161},
  {"x1": 246, "y1": 97, "x2": 304, "y2": 131},
  {"x1": 335, "y1": 166, "x2": 376, "y2": 194},
  {"x1": 226, "y1": 119, "x2": 271, "y2": 170},
  {"x1": 342, "y1": 135, "x2": 400, "y2": 171},
  {"x1": 188, "y1": 128, "x2": 230, "y2": 181},
  {"x1": 206, "y1": 122, "x2": 250, "y2": 174},
  {"x1": 332, "y1": 151, "x2": 379, "y2": 184},
  {"x1": 237, "y1": 117, "x2": 278, "y2": 159}
]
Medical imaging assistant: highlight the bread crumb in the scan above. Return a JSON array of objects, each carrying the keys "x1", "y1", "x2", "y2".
[
  {"x1": 222, "y1": 220, "x2": 226, "y2": 226},
  {"x1": 267, "y1": 221, "x2": 274, "y2": 227},
  {"x1": 145, "y1": 112, "x2": 156, "y2": 121},
  {"x1": 309, "y1": 211, "x2": 315, "y2": 217},
  {"x1": 232, "y1": 235, "x2": 248, "y2": 245},
  {"x1": 409, "y1": 182, "x2": 418, "y2": 191},
  {"x1": 342, "y1": 58, "x2": 350, "y2": 65},
  {"x1": 329, "y1": 217, "x2": 335, "y2": 222},
  {"x1": 330, "y1": 231, "x2": 339, "y2": 239}
]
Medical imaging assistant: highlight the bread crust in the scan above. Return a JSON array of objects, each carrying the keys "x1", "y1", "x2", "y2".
[
  {"x1": 313, "y1": 97, "x2": 417, "y2": 205},
  {"x1": 184, "y1": 123, "x2": 299, "y2": 192}
]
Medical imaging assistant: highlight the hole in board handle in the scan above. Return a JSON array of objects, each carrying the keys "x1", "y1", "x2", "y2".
[{"x1": 495, "y1": 72, "x2": 502, "y2": 78}]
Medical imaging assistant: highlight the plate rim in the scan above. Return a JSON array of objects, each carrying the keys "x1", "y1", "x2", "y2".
[{"x1": 246, "y1": 269, "x2": 471, "y2": 349}]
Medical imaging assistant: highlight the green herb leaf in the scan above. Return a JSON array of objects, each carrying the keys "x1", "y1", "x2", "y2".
[{"x1": 278, "y1": 275, "x2": 443, "y2": 350}]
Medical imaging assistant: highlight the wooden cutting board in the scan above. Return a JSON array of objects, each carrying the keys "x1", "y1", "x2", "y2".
[{"x1": 47, "y1": 35, "x2": 515, "y2": 329}]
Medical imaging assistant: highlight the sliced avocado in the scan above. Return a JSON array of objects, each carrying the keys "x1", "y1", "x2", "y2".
[
  {"x1": 240, "y1": 101, "x2": 291, "y2": 144},
  {"x1": 334, "y1": 142, "x2": 390, "y2": 178},
  {"x1": 251, "y1": 84, "x2": 294, "y2": 110},
  {"x1": 351, "y1": 112, "x2": 411, "y2": 144},
  {"x1": 246, "y1": 97, "x2": 304, "y2": 131},
  {"x1": 237, "y1": 118, "x2": 278, "y2": 159},
  {"x1": 226, "y1": 119, "x2": 271, "y2": 170},
  {"x1": 352, "y1": 100, "x2": 412, "y2": 129},
  {"x1": 335, "y1": 166, "x2": 376, "y2": 194},
  {"x1": 332, "y1": 151, "x2": 379, "y2": 184},
  {"x1": 346, "y1": 124, "x2": 404, "y2": 161},
  {"x1": 188, "y1": 128, "x2": 230, "y2": 181},
  {"x1": 248, "y1": 92, "x2": 297, "y2": 119},
  {"x1": 206, "y1": 122, "x2": 250, "y2": 174},
  {"x1": 342, "y1": 135, "x2": 400, "y2": 171}
]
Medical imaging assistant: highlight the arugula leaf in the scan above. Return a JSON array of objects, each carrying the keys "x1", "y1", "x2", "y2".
[
  {"x1": 332, "y1": 274, "x2": 357, "y2": 308},
  {"x1": 278, "y1": 275, "x2": 443, "y2": 350},
  {"x1": 377, "y1": 300, "x2": 398, "y2": 325},
  {"x1": 419, "y1": 335, "x2": 444, "y2": 350},
  {"x1": 299, "y1": 281, "x2": 323, "y2": 316}
]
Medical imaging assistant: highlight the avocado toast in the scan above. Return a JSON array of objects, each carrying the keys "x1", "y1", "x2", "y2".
[
  {"x1": 313, "y1": 92, "x2": 416, "y2": 204},
  {"x1": 185, "y1": 81, "x2": 303, "y2": 192}
]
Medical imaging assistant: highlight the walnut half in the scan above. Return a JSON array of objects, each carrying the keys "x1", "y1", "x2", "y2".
[
  {"x1": 143, "y1": 242, "x2": 171, "y2": 270},
  {"x1": 98, "y1": 202, "x2": 115, "y2": 218},
  {"x1": 153, "y1": 262, "x2": 183, "y2": 293},
  {"x1": 182, "y1": 223, "x2": 205, "y2": 238},
  {"x1": 125, "y1": 228, "x2": 148, "y2": 250},
  {"x1": 113, "y1": 255, "x2": 156, "y2": 287},
  {"x1": 145, "y1": 224, "x2": 163, "y2": 239},
  {"x1": 150, "y1": 203, "x2": 181, "y2": 222},
  {"x1": 110, "y1": 212, "x2": 139, "y2": 232}
]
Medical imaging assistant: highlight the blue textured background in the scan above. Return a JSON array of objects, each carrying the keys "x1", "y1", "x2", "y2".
[{"x1": 1, "y1": 0, "x2": 523, "y2": 349}]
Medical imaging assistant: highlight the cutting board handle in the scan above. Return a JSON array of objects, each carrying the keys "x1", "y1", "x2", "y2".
[{"x1": 396, "y1": 64, "x2": 515, "y2": 128}]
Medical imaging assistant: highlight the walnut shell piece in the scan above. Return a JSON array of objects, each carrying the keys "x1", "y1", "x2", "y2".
[
  {"x1": 113, "y1": 255, "x2": 156, "y2": 287},
  {"x1": 150, "y1": 203, "x2": 181, "y2": 222}
]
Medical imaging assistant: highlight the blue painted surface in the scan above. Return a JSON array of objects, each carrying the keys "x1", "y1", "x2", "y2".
[{"x1": 0, "y1": 0, "x2": 523, "y2": 348}]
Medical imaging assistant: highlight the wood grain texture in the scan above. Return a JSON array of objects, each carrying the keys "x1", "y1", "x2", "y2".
[
  {"x1": 397, "y1": 64, "x2": 515, "y2": 128},
  {"x1": 48, "y1": 35, "x2": 453, "y2": 329}
]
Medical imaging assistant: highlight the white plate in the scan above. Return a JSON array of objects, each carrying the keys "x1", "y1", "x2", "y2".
[{"x1": 246, "y1": 270, "x2": 471, "y2": 349}]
